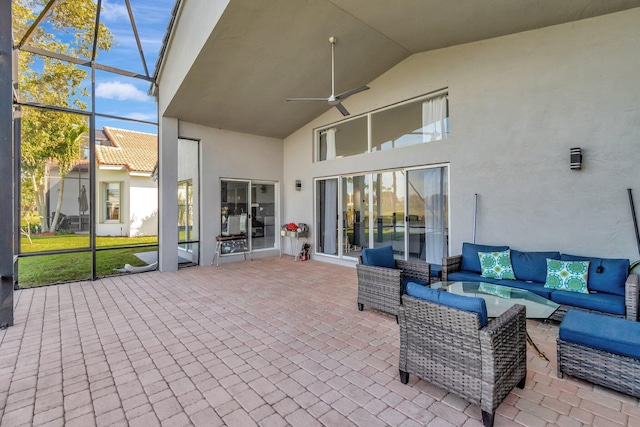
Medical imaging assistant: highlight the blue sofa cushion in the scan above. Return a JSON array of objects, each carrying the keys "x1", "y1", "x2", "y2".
[
  {"x1": 406, "y1": 282, "x2": 488, "y2": 327},
  {"x1": 497, "y1": 279, "x2": 552, "y2": 299},
  {"x1": 448, "y1": 270, "x2": 500, "y2": 284},
  {"x1": 431, "y1": 264, "x2": 442, "y2": 278},
  {"x1": 551, "y1": 290, "x2": 626, "y2": 316},
  {"x1": 559, "y1": 310, "x2": 640, "y2": 358},
  {"x1": 461, "y1": 242, "x2": 509, "y2": 273},
  {"x1": 511, "y1": 250, "x2": 560, "y2": 283},
  {"x1": 362, "y1": 245, "x2": 396, "y2": 269},
  {"x1": 561, "y1": 254, "x2": 629, "y2": 296}
]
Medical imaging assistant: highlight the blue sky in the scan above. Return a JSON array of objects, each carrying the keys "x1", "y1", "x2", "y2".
[{"x1": 86, "y1": 0, "x2": 175, "y2": 133}]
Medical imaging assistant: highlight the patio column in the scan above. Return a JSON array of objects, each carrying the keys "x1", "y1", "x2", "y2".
[
  {"x1": 0, "y1": 0, "x2": 14, "y2": 327},
  {"x1": 159, "y1": 116, "x2": 179, "y2": 272}
]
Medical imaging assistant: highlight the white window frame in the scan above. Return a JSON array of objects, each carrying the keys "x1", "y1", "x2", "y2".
[
  {"x1": 102, "y1": 181, "x2": 122, "y2": 223},
  {"x1": 314, "y1": 88, "x2": 449, "y2": 162}
]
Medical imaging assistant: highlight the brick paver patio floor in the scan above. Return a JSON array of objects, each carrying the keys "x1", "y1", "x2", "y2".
[{"x1": 0, "y1": 257, "x2": 638, "y2": 426}]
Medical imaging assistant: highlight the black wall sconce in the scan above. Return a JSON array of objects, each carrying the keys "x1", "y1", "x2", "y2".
[
  {"x1": 570, "y1": 147, "x2": 582, "y2": 170},
  {"x1": 295, "y1": 180, "x2": 302, "y2": 191}
]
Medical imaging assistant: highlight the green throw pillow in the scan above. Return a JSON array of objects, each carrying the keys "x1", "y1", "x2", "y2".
[
  {"x1": 544, "y1": 259, "x2": 590, "y2": 294},
  {"x1": 478, "y1": 249, "x2": 515, "y2": 280}
]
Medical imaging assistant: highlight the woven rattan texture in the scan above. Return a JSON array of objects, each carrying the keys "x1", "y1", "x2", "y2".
[
  {"x1": 356, "y1": 258, "x2": 430, "y2": 316},
  {"x1": 557, "y1": 338, "x2": 640, "y2": 398},
  {"x1": 399, "y1": 296, "x2": 527, "y2": 425}
]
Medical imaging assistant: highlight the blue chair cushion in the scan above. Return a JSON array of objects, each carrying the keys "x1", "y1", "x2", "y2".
[
  {"x1": 447, "y1": 270, "x2": 500, "y2": 284},
  {"x1": 362, "y1": 245, "x2": 396, "y2": 269},
  {"x1": 497, "y1": 279, "x2": 552, "y2": 299},
  {"x1": 551, "y1": 290, "x2": 626, "y2": 316},
  {"x1": 461, "y1": 242, "x2": 509, "y2": 273},
  {"x1": 561, "y1": 254, "x2": 629, "y2": 296},
  {"x1": 431, "y1": 264, "x2": 442, "y2": 278},
  {"x1": 511, "y1": 250, "x2": 560, "y2": 283},
  {"x1": 406, "y1": 282, "x2": 488, "y2": 327},
  {"x1": 559, "y1": 310, "x2": 640, "y2": 358},
  {"x1": 402, "y1": 277, "x2": 429, "y2": 288}
]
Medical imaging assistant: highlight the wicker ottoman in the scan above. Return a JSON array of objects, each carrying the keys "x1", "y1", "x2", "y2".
[{"x1": 557, "y1": 310, "x2": 640, "y2": 398}]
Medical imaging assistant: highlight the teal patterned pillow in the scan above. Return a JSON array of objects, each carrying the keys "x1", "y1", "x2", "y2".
[
  {"x1": 544, "y1": 259, "x2": 590, "y2": 293},
  {"x1": 478, "y1": 250, "x2": 515, "y2": 280}
]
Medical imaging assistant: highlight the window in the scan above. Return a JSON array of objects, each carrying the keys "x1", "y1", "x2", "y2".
[
  {"x1": 315, "y1": 165, "x2": 449, "y2": 262},
  {"x1": 316, "y1": 90, "x2": 449, "y2": 161},
  {"x1": 372, "y1": 93, "x2": 449, "y2": 151},
  {"x1": 178, "y1": 180, "x2": 193, "y2": 242},
  {"x1": 103, "y1": 182, "x2": 121, "y2": 222},
  {"x1": 317, "y1": 116, "x2": 368, "y2": 161}
]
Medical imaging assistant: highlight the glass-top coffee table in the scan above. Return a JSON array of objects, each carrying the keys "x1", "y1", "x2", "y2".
[{"x1": 431, "y1": 281, "x2": 560, "y2": 359}]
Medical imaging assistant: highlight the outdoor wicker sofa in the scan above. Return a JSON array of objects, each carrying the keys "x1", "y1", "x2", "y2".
[
  {"x1": 356, "y1": 246, "x2": 431, "y2": 319},
  {"x1": 442, "y1": 242, "x2": 639, "y2": 322},
  {"x1": 399, "y1": 287, "x2": 527, "y2": 427}
]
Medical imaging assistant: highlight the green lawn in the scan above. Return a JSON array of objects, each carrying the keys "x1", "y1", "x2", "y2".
[
  {"x1": 21, "y1": 235, "x2": 158, "y2": 252},
  {"x1": 18, "y1": 235, "x2": 158, "y2": 288}
]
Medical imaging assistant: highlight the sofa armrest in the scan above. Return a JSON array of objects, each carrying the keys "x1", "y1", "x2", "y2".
[
  {"x1": 625, "y1": 273, "x2": 639, "y2": 321},
  {"x1": 356, "y1": 264, "x2": 404, "y2": 312},
  {"x1": 442, "y1": 255, "x2": 462, "y2": 281},
  {"x1": 479, "y1": 304, "x2": 527, "y2": 411},
  {"x1": 356, "y1": 264, "x2": 403, "y2": 288},
  {"x1": 396, "y1": 260, "x2": 430, "y2": 285}
]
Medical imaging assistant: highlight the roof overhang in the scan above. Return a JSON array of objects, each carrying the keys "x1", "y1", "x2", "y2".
[
  {"x1": 159, "y1": 0, "x2": 640, "y2": 139},
  {"x1": 99, "y1": 165, "x2": 127, "y2": 171}
]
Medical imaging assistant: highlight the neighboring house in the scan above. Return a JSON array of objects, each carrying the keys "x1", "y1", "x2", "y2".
[
  {"x1": 48, "y1": 127, "x2": 158, "y2": 237},
  {"x1": 153, "y1": 2, "x2": 640, "y2": 271}
]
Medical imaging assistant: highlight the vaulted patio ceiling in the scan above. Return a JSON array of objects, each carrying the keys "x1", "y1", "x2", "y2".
[{"x1": 162, "y1": 0, "x2": 640, "y2": 139}]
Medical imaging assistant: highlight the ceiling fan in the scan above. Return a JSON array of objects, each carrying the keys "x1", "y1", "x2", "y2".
[{"x1": 286, "y1": 36, "x2": 369, "y2": 116}]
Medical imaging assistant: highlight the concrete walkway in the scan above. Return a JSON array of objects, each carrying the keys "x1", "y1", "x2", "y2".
[{"x1": 0, "y1": 257, "x2": 638, "y2": 426}]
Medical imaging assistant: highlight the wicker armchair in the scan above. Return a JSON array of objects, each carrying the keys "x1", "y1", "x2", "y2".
[
  {"x1": 357, "y1": 257, "x2": 431, "y2": 318},
  {"x1": 399, "y1": 295, "x2": 527, "y2": 427}
]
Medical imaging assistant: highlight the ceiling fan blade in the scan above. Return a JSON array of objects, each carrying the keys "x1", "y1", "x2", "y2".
[
  {"x1": 335, "y1": 102, "x2": 350, "y2": 116},
  {"x1": 336, "y1": 86, "x2": 369, "y2": 100},
  {"x1": 286, "y1": 97, "x2": 328, "y2": 102}
]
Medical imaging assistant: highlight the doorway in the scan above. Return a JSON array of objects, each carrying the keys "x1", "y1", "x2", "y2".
[
  {"x1": 178, "y1": 138, "x2": 200, "y2": 265},
  {"x1": 220, "y1": 180, "x2": 277, "y2": 254}
]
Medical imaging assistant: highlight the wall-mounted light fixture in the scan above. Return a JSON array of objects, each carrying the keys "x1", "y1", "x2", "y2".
[
  {"x1": 295, "y1": 180, "x2": 302, "y2": 191},
  {"x1": 570, "y1": 147, "x2": 582, "y2": 170}
]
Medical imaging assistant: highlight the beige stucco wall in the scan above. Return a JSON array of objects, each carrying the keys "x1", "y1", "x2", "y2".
[
  {"x1": 95, "y1": 169, "x2": 130, "y2": 236},
  {"x1": 283, "y1": 9, "x2": 640, "y2": 263},
  {"x1": 129, "y1": 177, "x2": 158, "y2": 237}
]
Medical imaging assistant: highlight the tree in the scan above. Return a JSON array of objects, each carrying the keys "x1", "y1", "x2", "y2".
[{"x1": 13, "y1": 0, "x2": 113, "y2": 231}]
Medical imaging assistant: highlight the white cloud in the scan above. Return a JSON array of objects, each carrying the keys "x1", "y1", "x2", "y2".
[
  {"x1": 96, "y1": 81, "x2": 150, "y2": 102},
  {"x1": 101, "y1": 0, "x2": 129, "y2": 22}
]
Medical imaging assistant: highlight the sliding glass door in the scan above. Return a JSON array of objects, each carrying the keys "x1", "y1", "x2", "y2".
[
  {"x1": 372, "y1": 170, "x2": 406, "y2": 259},
  {"x1": 178, "y1": 138, "x2": 199, "y2": 265},
  {"x1": 316, "y1": 178, "x2": 338, "y2": 256},
  {"x1": 251, "y1": 183, "x2": 276, "y2": 250},
  {"x1": 342, "y1": 175, "x2": 370, "y2": 258},
  {"x1": 407, "y1": 166, "x2": 448, "y2": 263},
  {"x1": 221, "y1": 179, "x2": 277, "y2": 254},
  {"x1": 315, "y1": 165, "x2": 448, "y2": 263}
]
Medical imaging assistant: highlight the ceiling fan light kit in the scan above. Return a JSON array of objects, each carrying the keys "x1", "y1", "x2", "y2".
[{"x1": 286, "y1": 36, "x2": 369, "y2": 116}]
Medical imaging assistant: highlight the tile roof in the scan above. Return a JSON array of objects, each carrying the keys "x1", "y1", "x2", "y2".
[{"x1": 96, "y1": 127, "x2": 158, "y2": 174}]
